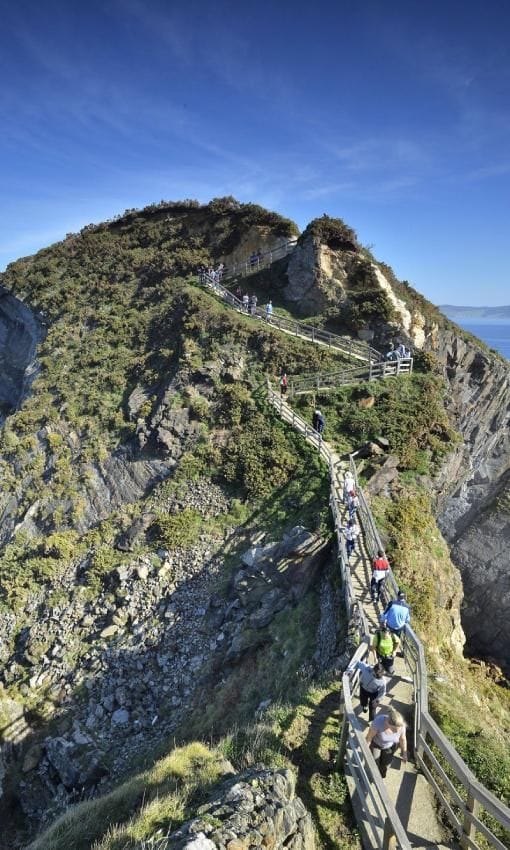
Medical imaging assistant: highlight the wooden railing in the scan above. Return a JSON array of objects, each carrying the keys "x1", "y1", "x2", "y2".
[
  {"x1": 198, "y1": 270, "x2": 381, "y2": 363},
  {"x1": 219, "y1": 238, "x2": 298, "y2": 280},
  {"x1": 267, "y1": 384, "x2": 510, "y2": 850},
  {"x1": 348, "y1": 456, "x2": 510, "y2": 850},
  {"x1": 289, "y1": 358, "x2": 413, "y2": 395}
]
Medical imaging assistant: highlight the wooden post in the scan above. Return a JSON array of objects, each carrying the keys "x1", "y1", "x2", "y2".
[
  {"x1": 382, "y1": 819, "x2": 397, "y2": 850},
  {"x1": 338, "y1": 706, "x2": 349, "y2": 763},
  {"x1": 460, "y1": 792, "x2": 480, "y2": 850}
]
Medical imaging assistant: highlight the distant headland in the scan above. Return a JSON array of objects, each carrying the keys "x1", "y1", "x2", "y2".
[{"x1": 440, "y1": 304, "x2": 510, "y2": 320}]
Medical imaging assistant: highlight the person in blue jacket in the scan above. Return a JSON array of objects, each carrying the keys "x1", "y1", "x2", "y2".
[{"x1": 380, "y1": 590, "x2": 411, "y2": 637}]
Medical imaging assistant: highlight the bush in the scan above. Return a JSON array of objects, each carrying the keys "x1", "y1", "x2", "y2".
[{"x1": 153, "y1": 509, "x2": 202, "y2": 549}]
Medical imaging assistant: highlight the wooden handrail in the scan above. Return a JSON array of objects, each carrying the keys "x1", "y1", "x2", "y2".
[
  {"x1": 198, "y1": 270, "x2": 381, "y2": 363},
  {"x1": 289, "y1": 359, "x2": 413, "y2": 395}
]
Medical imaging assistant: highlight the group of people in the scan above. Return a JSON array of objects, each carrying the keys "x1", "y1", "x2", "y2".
[
  {"x1": 342, "y1": 467, "x2": 412, "y2": 778},
  {"x1": 199, "y1": 264, "x2": 225, "y2": 286},
  {"x1": 386, "y1": 341, "x2": 412, "y2": 361},
  {"x1": 235, "y1": 288, "x2": 273, "y2": 321},
  {"x1": 348, "y1": 596, "x2": 411, "y2": 777}
]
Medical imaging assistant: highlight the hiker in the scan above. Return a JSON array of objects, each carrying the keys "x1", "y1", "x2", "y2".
[
  {"x1": 344, "y1": 518, "x2": 359, "y2": 558},
  {"x1": 366, "y1": 707, "x2": 408, "y2": 777},
  {"x1": 347, "y1": 489, "x2": 359, "y2": 519},
  {"x1": 312, "y1": 409, "x2": 325, "y2": 434},
  {"x1": 370, "y1": 623, "x2": 400, "y2": 674},
  {"x1": 250, "y1": 251, "x2": 259, "y2": 268},
  {"x1": 216, "y1": 262, "x2": 225, "y2": 281},
  {"x1": 265, "y1": 300, "x2": 273, "y2": 322},
  {"x1": 397, "y1": 342, "x2": 406, "y2": 358},
  {"x1": 347, "y1": 661, "x2": 386, "y2": 720},
  {"x1": 380, "y1": 590, "x2": 411, "y2": 637},
  {"x1": 279, "y1": 373, "x2": 288, "y2": 395},
  {"x1": 250, "y1": 293, "x2": 258, "y2": 315},
  {"x1": 371, "y1": 549, "x2": 390, "y2": 603},
  {"x1": 343, "y1": 471, "x2": 355, "y2": 504},
  {"x1": 242, "y1": 293, "x2": 250, "y2": 313}
]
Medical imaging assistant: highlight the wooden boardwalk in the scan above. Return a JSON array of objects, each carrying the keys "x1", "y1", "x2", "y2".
[{"x1": 338, "y1": 475, "x2": 453, "y2": 849}]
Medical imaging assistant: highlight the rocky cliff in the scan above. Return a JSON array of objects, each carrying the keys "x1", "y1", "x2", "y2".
[
  {"x1": 0, "y1": 289, "x2": 42, "y2": 423},
  {"x1": 284, "y1": 227, "x2": 510, "y2": 670}
]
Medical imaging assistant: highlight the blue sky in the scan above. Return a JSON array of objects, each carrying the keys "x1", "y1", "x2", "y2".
[{"x1": 1, "y1": 0, "x2": 509, "y2": 306}]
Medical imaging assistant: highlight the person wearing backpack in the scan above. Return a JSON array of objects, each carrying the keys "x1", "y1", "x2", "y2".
[
  {"x1": 380, "y1": 590, "x2": 411, "y2": 637},
  {"x1": 370, "y1": 623, "x2": 400, "y2": 674},
  {"x1": 371, "y1": 549, "x2": 390, "y2": 603},
  {"x1": 347, "y1": 661, "x2": 386, "y2": 720}
]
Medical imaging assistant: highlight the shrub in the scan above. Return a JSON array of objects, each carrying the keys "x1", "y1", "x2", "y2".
[{"x1": 153, "y1": 509, "x2": 202, "y2": 549}]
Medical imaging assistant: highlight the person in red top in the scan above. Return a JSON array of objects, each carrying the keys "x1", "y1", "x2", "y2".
[{"x1": 371, "y1": 548, "x2": 390, "y2": 603}]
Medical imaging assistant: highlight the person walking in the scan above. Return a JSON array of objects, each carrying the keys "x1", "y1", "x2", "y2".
[
  {"x1": 370, "y1": 623, "x2": 400, "y2": 674},
  {"x1": 343, "y1": 471, "x2": 355, "y2": 504},
  {"x1": 371, "y1": 549, "x2": 390, "y2": 603},
  {"x1": 344, "y1": 518, "x2": 359, "y2": 558},
  {"x1": 366, "y1": 708, "x2": 408, "y2": 777},
  {"x1": 312, "y1": 409, "x2": 325, "y2": 434},
  {"x1": 347, "y1": 661, "x2": 386, "y2": 720},
  {"x1": 242, "y1": 293, "x2": 250, "y2": 313},
  {"x1": 250, "y1": 293, "x2": 258, "y2": 315},
  {"x1": 347, "y1": 489, "x2": 359, "y2": 519},
  {"x1": 265, "y1": 300, "x2": 273, "y2": 322},
  {"x1": 279, "y1": 373, "x2": 288, "y2": 395},
  {"x1": 380, "y1": 590, "x2": 411, "y2": 637}
]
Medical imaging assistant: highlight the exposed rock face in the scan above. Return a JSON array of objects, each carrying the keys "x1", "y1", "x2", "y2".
[
  {"x1": 451, "y1": 488, "x2": 510, "y2": 673},
  {"x1": 168, "y1": 768, "x2": 314, "y2": 850},
  {"x1": 427, "y1": 330, "x2": 510, "y2": 669},
  {"x1": 0, "y1": 289, "x2": 42, "y2": 422},
  {"x1": 284, "y1": 233, "x2": 351, "y2": 315},
  {"x1": 0, "y1": 516, "x2": 329, "y2": 827}
]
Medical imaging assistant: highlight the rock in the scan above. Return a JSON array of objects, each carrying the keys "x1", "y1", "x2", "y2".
[
  {"x1": 22, "y1": 743, "x2": 43, "y2": 773},
  {"x1": 135, "y1": 563, "x2": 150, "y2": 581},
  {"x1": 358, "y1": 395, "x2": 375, "y2": 409},
  {"x1": 182, "y1": 835, "x2": 216, "y2": 850},
  {"x1": 356, "y1": 441, "x2": 385, "y2": 458},
  {"x1": 100, "y1": 625, "x2": 120, "y2": 639},
  {"x1": 111, "y1": 708, "x2": 130, "y2": 726},
  {"x1": 167, "y1": 768, "x2": 314, "y2": 850},
  {"x1": 366, "y1": 455, "x2": 399, "y2": 497},
  {"x1": 127, "y1": 385, "x2": 151, "y2": 420}
]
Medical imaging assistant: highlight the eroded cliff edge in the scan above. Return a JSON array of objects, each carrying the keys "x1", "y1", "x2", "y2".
[
  {"x1": 284, "y1": 223, "x2": 510, "y2": 671},
  {"x1": 0, "y1": 289, "x2": 42, "y2": 423}
]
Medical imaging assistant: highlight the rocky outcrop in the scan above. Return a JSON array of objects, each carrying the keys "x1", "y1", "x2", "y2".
[
  {"x1": 168, "y1": 768, "x2": 314, "y2": 850},
  {"x1": 284, "y1": 233, "x2": 351, "y2": 315},
  {"x1": 446, "y1": 480, "x2": 510, "y2": 674},
  {"x1": 0, "y1": 289, "x2": 42, "y2": 422},
  {"x1": 425, "y1": 330, "x2": 510, "y2": 668},
  {"x1": 0, "y1": 513, "x2": 329, "y2": 826}
]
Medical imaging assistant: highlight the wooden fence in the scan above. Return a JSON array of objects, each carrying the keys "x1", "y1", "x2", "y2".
[{"x1": 199, "y1": 271, "x2": 381, "y2": 363}]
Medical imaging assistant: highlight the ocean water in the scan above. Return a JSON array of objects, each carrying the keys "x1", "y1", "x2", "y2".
[{"x1": 454, "y1": 320, "x2": 510, "y2": 361}]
